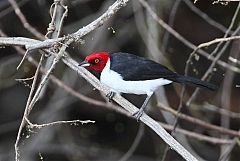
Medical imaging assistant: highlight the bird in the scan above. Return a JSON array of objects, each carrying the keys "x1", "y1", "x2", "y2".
[{"x1": 79, "y1": 52, "x2": 217, "y2": 120}]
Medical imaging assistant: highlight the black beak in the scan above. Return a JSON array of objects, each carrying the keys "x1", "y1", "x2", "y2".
[{"x1": 79, "y1": 61, "x2": 90, "y2": 67}]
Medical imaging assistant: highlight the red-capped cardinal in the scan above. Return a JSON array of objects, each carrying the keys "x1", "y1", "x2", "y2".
[{"x1": 79, "y1": 52, "x2": 217, "y2": 120}]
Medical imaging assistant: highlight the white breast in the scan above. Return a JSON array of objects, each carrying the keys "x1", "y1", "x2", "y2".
[{"x1": 100, "y1": 60, "x2": 172, "y2": 96}]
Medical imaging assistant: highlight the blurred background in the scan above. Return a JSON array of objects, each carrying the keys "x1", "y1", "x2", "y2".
[{"x1": 0, "y1": 0, "x2": 240, "y2": 161}]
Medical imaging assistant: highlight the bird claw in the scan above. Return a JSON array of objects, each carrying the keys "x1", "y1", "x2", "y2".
[
  {"x1": 106, "y1": 91, "x2": 115, "y2": 102},
  {"x1": 132, "y1": 109, "x2": 144, "y2": 122}
]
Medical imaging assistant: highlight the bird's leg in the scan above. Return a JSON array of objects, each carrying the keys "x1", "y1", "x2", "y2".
[
  {"x1": 133, "y1": 94, "x2": 153, "y2": 121},
  {"x1": 106, "y1": 91, "x2": 115, "y2": 102}
]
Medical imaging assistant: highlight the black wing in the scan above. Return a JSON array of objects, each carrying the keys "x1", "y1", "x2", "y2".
[{"x1": 110, "y1": 52, "x2": 179, "y2": 81}]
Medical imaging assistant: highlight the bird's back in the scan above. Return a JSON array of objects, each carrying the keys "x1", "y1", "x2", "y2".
[{"x1": 109, "y1": 52, "x2": 179, "y2": 81}]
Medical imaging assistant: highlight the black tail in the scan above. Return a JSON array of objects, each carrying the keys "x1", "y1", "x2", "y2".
[{"x1": 175, "y1": 75, "x2": 217, "y2": 91}]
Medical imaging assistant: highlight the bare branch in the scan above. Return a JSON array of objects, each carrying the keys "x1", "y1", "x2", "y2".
[
  {"x1": 25, "y1": 118, "x2": 95, "y2": 129},
  {"x1": 73, "y1": 0, "x2": 128, "y2": 38},
  {"x1": 0, "y1": 37, "x2": 40, "y2": 46},
  {"x1": 15, "y1": 54, "x2": 44, "y2": 161},
  {"x1": 198, "y1": 36, "x2": 240, "y2": 48},
  {"x1": 62, "y1": 56, "x2": 198, "y2": 161}
]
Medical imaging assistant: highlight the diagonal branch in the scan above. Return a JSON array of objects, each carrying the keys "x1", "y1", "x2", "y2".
[
  {"x1": 62, "y1": 56, "x2": 198, "y2": 161},
  {"x1": 73, "y1": 0, "x2": 129, "y2": 38}
]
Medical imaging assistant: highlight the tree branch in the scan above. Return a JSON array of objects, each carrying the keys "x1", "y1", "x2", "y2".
[{"x1": 62, "y1": 56, "x2": 198, "y2": 161}]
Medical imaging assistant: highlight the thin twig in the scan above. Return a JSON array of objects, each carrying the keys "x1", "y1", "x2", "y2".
[
  {"x1": 198, "y1": 36, "x2": 240, "y2": 49},
  {"x1": 215, "y1": 0, "x2": 240, "y2": 2},
  {"x1": 56, "y1": 3, "x2": 68, "y2": 38},
  {"x1": 16, "y1": 50, "x2": 29, "y2": 70},
  {"x1": 15, "y1": 76, "x2": 34, "y2": 82},
  {"x1": 25, "y1": 117, "x2": 95, "y2": 129},
  {"x1": 15, "y1": 54, "x2": 44, "y2": 161},
  {"x1": 45, "y1": 1, "x2": 58, "y2": 38}
]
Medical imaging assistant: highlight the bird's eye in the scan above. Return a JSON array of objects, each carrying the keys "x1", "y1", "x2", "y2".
[{"x1": 94, "y1": 59, "x2": 100, "y2": 64}]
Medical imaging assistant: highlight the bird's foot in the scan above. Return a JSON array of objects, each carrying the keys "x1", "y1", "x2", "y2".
[
  {"x1": 106, "y1": 91, "x2": 115, "y2": 102},
  {"x1": 132, "y1": 108, "x2": 144, "y2": 122}
]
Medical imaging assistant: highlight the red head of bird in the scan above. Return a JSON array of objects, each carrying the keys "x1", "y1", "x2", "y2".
[{"x1": 79, "y1": 52, "x2": 109, "y2": 71}]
